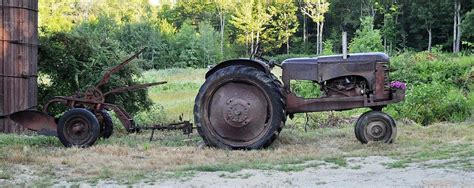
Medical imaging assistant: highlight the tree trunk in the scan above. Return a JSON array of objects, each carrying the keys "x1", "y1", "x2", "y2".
[
  {"x1": 320, "y1": 22, "x2": 324, "y2": 54},
  {"x1": 245, "y1": 34, "x2": 249, "y2": 57},
  {"x1": 256, "y1": 31, "x2": 260, "y2": 55},
  {"x1": 456, "y1": 0, "x2": 462, "y2": 52},
  {"x1": 370, "y1": 4, "x2": 375, "y2": 17},
  {"x1": 303, "y1": 14, "x2": 307, "y2": 44},
  {"x1": 427, "y1": 28, "x2": 432, "y2": 52},
  {"x1": 453, "y1": 1, "x2": 456, "y2": 53},
  {"x1": 220, "y1": 13, "x2": 224, "y2": 56},
  {"x1": 251, "y1": 31, "x2": 254, "y2": 55},
  {"x1": 453, "y1": 0, "x2": 461, "y2": 53},
  {"x1": 384, "y1": 37, "x2": 387, "y2": 53},
  {"x1": 287, "y1": 37, "x2": 290, "y2": 54},
  {"x1": 316, "y1": 22, "x2": 320, "y2": 54}
]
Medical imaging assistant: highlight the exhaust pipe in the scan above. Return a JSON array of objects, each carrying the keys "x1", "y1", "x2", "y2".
[{"x1": 342, "y1": 31, "x2": 348, "y2": 60}]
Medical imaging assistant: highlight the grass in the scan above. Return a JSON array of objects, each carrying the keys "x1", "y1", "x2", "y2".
[
  {"x1": 323, "y1": 157, "x2": 348, "y2": 167},
  {"x1": 0, "y1": 68, "x2": 473, "y2": 185},
  {"x1": 2, "y1": 122, "x2": 472, "y2": 185},
  {"x1": 139, "y1": 68, "x2": 207, "y2": 121}
]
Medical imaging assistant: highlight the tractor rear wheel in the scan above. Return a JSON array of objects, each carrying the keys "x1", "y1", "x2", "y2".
[
  {"x1": 354, "y1": 111, "x2": 396, "y2": 144},
  {"x1": 194, "y1": 65, "x2": 285, "y2": 149},
  {"x1": 57, "y1": 108, "x2": 100, "y2": 147}
]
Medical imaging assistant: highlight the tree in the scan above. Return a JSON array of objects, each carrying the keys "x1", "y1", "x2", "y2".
[
  {"x1": 158, "y1": 0, "x2": 217, "y2": 28},
  {"x1": 39, "y1": 0, "x2": 76, "y2": 33},
  {"x1": 174, "y1": 21, "x2": 200, "y2": 67},
  {"x1": 349, "y1": 16, "x2": 383, "y2": 53},
  {"x1": 198, "y1": 21, "x2": 220, "y2": 66},
  {"x1": 376, "y1": 2, "x2": 398, "y2": 54},
  {"x1": 413, "y1": 1, "x2": 435, "y2": 52},
  {"x1": 230, "y1": 0, "x2": 271, "y2": 56},
  {"x1": 301, "y1": 0, "x2": 330, "y2": 55},
  {"x1": 453, "y1": 0, "x2": 462, "y2": 53},
  {"x1": 462, "y1": 10, "x2": 474, "y2": 38},
  {"x1": 214, "y1": 0, "x2": 232, "y2": 57},
  {"x1": 114, "y1": 21, "x2": 170, "y2": 69},
  {"x1": 461, "y1": 10, "x2": 474, "y2": 50},
  {"x1": 381, "y1": 13, "x2": 397, "y2": 53},
  {"x1": 263, "y1": 1, "x2": 299, "y2": 54}
]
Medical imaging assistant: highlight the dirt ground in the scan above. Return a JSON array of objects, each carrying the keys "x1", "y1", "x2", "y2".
[{"x1": 42, "y1": 156, "x2": 472, "y2": 187}]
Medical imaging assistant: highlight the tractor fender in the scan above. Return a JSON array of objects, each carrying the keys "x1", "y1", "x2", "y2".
[{"x1": 205, "y1": 58, "x2": 271, "y2": 78}]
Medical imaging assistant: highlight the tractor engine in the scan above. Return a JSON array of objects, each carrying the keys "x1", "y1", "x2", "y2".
[{"x1": 322, "y1": 76, "x2": 367, "y2": 97}]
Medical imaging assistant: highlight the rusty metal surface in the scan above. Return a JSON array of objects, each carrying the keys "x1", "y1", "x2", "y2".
[
  {"x1": 282, "y1": 53, "x2": 404, "y2": 114},
  {"x1": 281, "y1": 54, "x2": 383, "y2": 92},
  {"x1": 205, "y1": 58, "x2": 270, "y2": 78},
  {"x1": 0, "y1": 0, "x2": 38, "y2": 133},
  {"x1": 375, "y1": 63, "x2": 390, "y2": 100},
  {"x1": 199, "y1": 75, "x2": 273, "y2": 147},
  {"x1": 9, "y1": 110, "x2": 57, "y2": 136},
  {"x1": 147, "y1": 120, "x2": 193, "y2": 141},
  {"x1": 209, "y1": 82, "x2": 268, "y2": 143},
  {"x1": 96, "y1": 47, "x2": 147, "y2": 88},
  {"x1": 365, "y1": 120, "x2": 387, "y2": 141}
]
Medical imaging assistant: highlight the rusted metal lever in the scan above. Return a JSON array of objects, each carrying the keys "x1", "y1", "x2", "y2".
[
  {"x1": 146, "y1": 121, "x2": 194, "y2": 141},
  {"x1": 96, "y1": 47, "x2": 148, "y2": 88}
]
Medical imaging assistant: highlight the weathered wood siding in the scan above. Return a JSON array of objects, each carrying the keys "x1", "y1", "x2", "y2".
[{"x1": 0, "y1": 0, "x2": 38, "y2": 133}]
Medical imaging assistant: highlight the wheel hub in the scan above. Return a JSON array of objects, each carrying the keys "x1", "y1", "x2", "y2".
[
  {"x1": 65, "y1": 117, "x2": 91, "y2": 144},
  {"x1": 366, "y1": 121, "x2": 386, "y2": 140},
  {"x1": 224, "y1": 98, "x2": 251, "y2": 127},
  {"x1": 207, "y1": 82, "x2": 269, "y2": 144},
  {"x1": 72, "y1": 123, "x2": 85, "y2": 133}
]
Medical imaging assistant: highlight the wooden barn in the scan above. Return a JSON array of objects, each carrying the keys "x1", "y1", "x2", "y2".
[{"x1": 0, "y1": 0, "x2": 38, "y2": 133}]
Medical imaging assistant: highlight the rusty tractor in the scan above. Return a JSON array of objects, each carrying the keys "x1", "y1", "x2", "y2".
[
  {"x1": 10, "y1": 48, "x2": 192, "y2": 147},
  {"x1": 194, "y1": 52, "x2": 405, "y2": 149}
]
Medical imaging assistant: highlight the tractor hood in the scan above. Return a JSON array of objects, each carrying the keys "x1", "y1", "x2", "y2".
[
  {"x1": 281, "y1": 52, "x2": 390, "y2": 89},
  {"x1": 282, "y1": 52, "x2": 389, "y2": 64}
]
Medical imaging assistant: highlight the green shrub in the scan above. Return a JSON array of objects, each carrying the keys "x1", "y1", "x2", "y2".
[
  {"x1": 387, "y1": 52, "x2": 474, "y2": 124},
  {"x1": 349, "y1": 17, "x2": 383, "y2": 53},
  {"x1": 388, "y1": 83, "x2": 470, "y2": 125},
  {"x1": 291, "y1": 80, "x2": 322, "y2": 98},
  {"x1": 134, "y1": 104, "x2": 169, "y2": 126}
]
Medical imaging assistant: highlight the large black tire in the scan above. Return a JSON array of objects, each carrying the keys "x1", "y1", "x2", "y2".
[
  {"x1": 57, "y1": 108, "x2": 100, "y2": 147},
  {"x1": 354, "y1": 111, "x2": 397, "y2": 144},
  {"x1": 194, "y1": 65, "x2": 285, "y2": 149},
  {"x1": 97, "y1": 109, "x2": 114, "y2": 139}
]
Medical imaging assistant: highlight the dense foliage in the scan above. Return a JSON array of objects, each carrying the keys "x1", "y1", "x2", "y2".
[{"x1": 387, "y1": 53, "x2": 473, "y2": 125}]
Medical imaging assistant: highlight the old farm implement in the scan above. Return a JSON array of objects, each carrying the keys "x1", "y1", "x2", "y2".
[{"x1": 9, "y1": 48, "x2": 192, "y2": 147}]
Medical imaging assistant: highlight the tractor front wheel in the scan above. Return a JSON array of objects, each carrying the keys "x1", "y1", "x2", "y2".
[
  {"x1": 354, "y1": 111, "x2": 397, "y2": 144},
  {"x1": 194, "y1": 65, "x2": 285, "y2": 149}
]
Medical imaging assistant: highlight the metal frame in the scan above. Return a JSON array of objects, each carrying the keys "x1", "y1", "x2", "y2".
[{"x1": 281, "y1": 53, "x2": 405, "y2": 114}]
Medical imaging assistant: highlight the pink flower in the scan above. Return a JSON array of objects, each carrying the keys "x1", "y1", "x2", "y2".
[{"x1": 390, "y1": 81, "x2": 406, "y2": 90}]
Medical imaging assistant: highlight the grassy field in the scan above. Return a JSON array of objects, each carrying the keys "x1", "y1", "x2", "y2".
[{"x1": 0, "y1": 68, "x2": 473, "y2": 185}]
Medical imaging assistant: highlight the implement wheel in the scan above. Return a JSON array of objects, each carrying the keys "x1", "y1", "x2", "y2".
[
  {"x1": 96, "y1": 109, "x2": 114, "y2": 139},
  {"x1": 194, "y1": 65, "x2": 285, "y2": 149},
  {"x1": 354, "y1": 111, "x2": 397, "y2": 144},
  {"x1": 57, "y1": 108, "x2": 100, "y2": 147}
]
